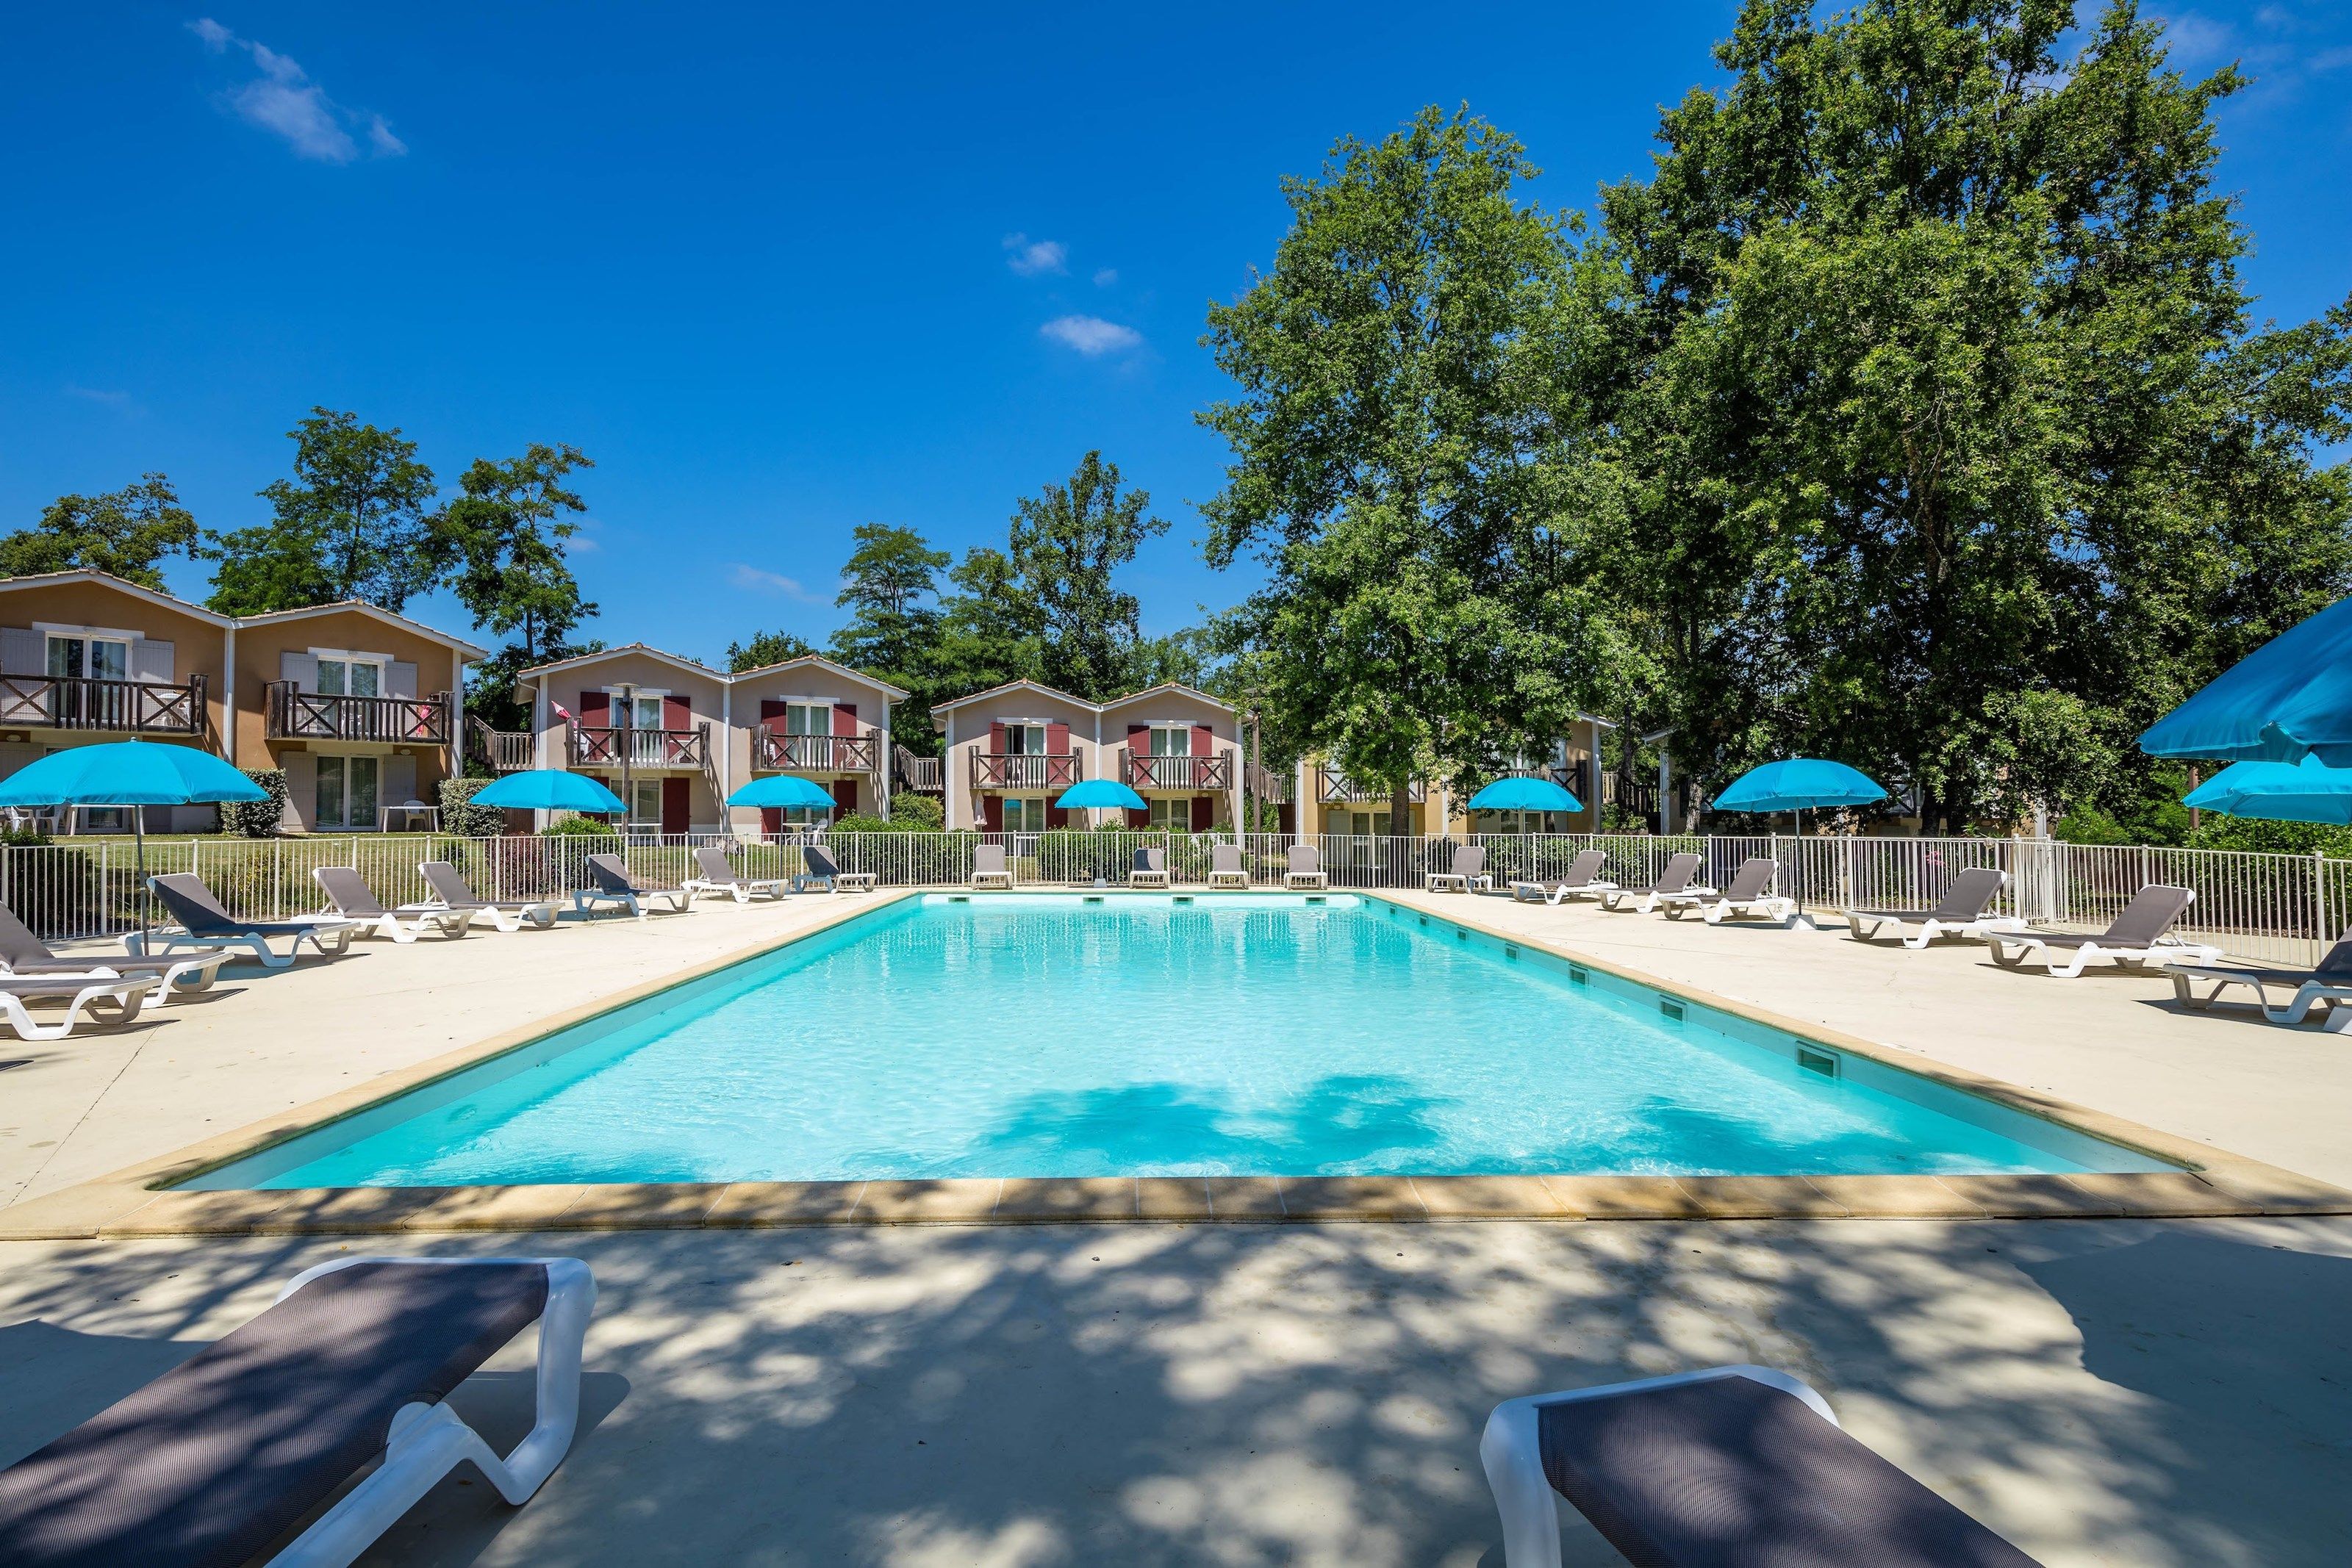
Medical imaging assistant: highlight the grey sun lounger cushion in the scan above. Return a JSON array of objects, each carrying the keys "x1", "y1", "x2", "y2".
[
  {"x1": 0, "y1": 1260, "x2": 550, "y2": 1568},
  {"x1": 585, "y1": 853, "x2": 674, "y2": 896},
  {"x1": 1535, "y1": 1374, "x2": 2040, "y2": 1567},
  {"x1": 1851, "y1": 866, "x2": 2007, "y2": 926},
  {"x1": 148, "y1": 874, "x2": 342, "y2": 940},
  {"x1": 421, "y1": 861, "x2": 555, "y2": 915},
  {"x1": 2019, "y1": 883, "x2": 2194, "y2": 950},
  {"x1": 0, "y1": 901, "x2": 229, "y2": 982}
]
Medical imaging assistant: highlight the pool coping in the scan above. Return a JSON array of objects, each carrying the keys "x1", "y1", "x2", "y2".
[{"x1": 5, "y1": 886, "x2": 2348, "y2": 1241}]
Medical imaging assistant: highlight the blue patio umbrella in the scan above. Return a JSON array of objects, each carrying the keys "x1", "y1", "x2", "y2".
[
  {"x1": 1466, "y1": 777, "x2": 1584, "y2": 814},
  {"x1": 1713, "y1": 759, "x2": 1888, "y2": 820},
  {"x1": 0, "y1": 739, "x2": 268, "y2": 943},
  {"x1": 470, "y1": 769, "x2": 628, "y2": 815},
  {"x1": 725, "y1": 774, "x2": 838, "y2": 810},
  {"x1": 2181, "y1": 754, "x2": 2352, "y2": 824},
  {"x1": 2142, "y1": 594, "x2": 2352, "y2": 765},
  {"x1": 1054, "y1": 779, "x2": 1148, "y2": 813}
]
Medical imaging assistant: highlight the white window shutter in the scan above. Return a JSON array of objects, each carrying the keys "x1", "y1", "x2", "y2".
[
  {"x1": 0, "y1": 628, "x2": 43, "y2": 677},
  {"x1": 386, "y1": 661, "x2": 419, "y2": 699},
  {"x1": 384, "y1": 753, "x2": 417, "y2": 806},
  {"x1": 281, "y1": 651, "x2": 317, "y2": 690},
  {"x1": 280, "y1": 752, "x2": 317, "y2": 831},
  {"x1": 133, "y1": 639, "x2": 175, "y2": 682}
]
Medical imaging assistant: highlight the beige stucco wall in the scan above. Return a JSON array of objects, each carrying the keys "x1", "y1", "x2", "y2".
[{"x1": 0, "y1": 580, "x2": 232, "y2": 757}]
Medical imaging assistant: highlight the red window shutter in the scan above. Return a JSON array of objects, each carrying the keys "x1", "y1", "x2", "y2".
[
  {"x1": 1047, "y1": 802, "x2": 1069, "y2": 828},
  {"x1": 1190, "y1": 794, "x2": 1213, "y2": 832},
  {"x1": 1127, "y1": 724, "x2": 1150, "y2": 785},
  {"x1": 831, "y1": 777, "x2": 858, "y2": 815},
  {"x1": 1046, "y1": 720, "x2": 1069, "y2": 755},
  {"x1": 989, "y1": 721, "x2": 1007, "y2": 753},
  {"x1": 1277, "y1": 802, "x2": 1295, "y2": 835},
  {"x1": 579, "y1": 690, "x2": 609, "y2": 723},
  {"x1": 833, "y1": 702, "x2": 857, "y2": 737},
  {"x1": 663, "y1": 694, "x2": 690, "y2": 730},
  {"x1": 1128, "y1": 806, "x2": 1150, "y2": 829},
  {"x1": 760, "y1": 806, "x2": 781, "y2": 835},
  {"x1": 982, "y1": 794, "x2": 1004, "y2": 832},
  {"x1": 759, "y1": 700, "x2": 791, "y2": 732},
  {"x1": 1191, "y1": 724, "x2": 1213, "y2": 761},
  {"x1": 660, "y1": 777, "x2": 689, "y2": 833}
]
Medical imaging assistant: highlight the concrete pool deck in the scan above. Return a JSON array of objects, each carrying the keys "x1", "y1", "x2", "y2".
[{"x1": 3, "y1": 885, "x2": 2350, "y2": 1239}]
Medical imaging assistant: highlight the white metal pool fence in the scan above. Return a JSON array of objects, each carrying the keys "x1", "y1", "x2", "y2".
[{"x1": 4, "y1": 830, "x2": 2346, "y2": 967}]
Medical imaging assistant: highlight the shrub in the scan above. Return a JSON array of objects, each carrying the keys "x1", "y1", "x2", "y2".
[
  {"x1": 831, "y1": 812, "x2": 892, "y2": 833},
  {"x1": 0, "y1": 826, "x2": 51, "y2": 846},
  {"x1": 886, "y1": 791, "x2": 944, "y2": 830},
  {"x1": 220, "y1": 769, "x2": 288, "y2": 838},
  {"x1": 541, "y1": 813, "x2": 616, "y2": 836},
  {"x1": 438, "y1": 776, "x2": 506, "y2": 838}
]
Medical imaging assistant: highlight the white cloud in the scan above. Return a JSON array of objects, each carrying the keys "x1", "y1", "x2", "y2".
[
  {"x1": 1092, "y1": 267, "x2": 1118, "y2": 287},
  {"x1": 728, "y1": 563, "x2": 817, "y2": 600},
  {"x1": 1040, "y1": 315, "x2": 1142, "y2": 356},
  {"x1": 186, "y1": 18, "x2": 404, "y2": 164},
  {"x1": 1002, "y1": 233, "x2": 1068, "y2": 276},
  {"x1": 66, "y1": 385, "x2": 133, "y2": 408}
]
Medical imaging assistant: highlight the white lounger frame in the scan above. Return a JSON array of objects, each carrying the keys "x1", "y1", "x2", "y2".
[
  {"x1": 1846, "y1": 909, "x2": 2026, "y2": 948},
  {"x1": 682, "y1": 873, "x2": 791, "y2": 904},
  {"x1": 1986, "y1": 929, "x2": 2221, "y2": 979},
  {"x1": 1508, "y1": 877, "x2": 1617, "y2": 905},
  {"x1": 2167, "y1": 965, "x2": 2352, "y2": 1030},
  {"x1": 3, "y1": 946, "x2": 233, "y2": 1007},
  {"x1": 1663, "y1": 888, "x2": 1798, "y2": 925},
  {"x1": 363, "y1": 905, "x2": 481, "y2": 943},
  {"x1": 429, "y1": 899, "x2": 558, "y2": 932},
  {"x1": 266, "y1": 1255, "x2": 595, "y2": 1568},
  {"x1": 1208, "y1": 855, "x2": 1250, "y2": 890},
  {"x1": 1480, "y1": 1364, "x2": 1838, "y2": 1568},
  {"x1": 572, "y1": 883, "x2": 692, "y2": 920},
  {"x1": 1426, "y1": 868, "x2": 1493, "y2": 893},
  {"x1": 1600, "y1": 880, "x2": 1715, "y2": 914},
  {"x1": 0, "y1": 976, "x2": 148, "y2": 1041},
  {"x1": 126, "y1": 918, "x2": 361, "y2": 969}
]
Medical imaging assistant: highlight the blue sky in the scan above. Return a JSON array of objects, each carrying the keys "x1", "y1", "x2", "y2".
[{"x1": 3, "y1": 3, "x2": 2346, "y2": 665}]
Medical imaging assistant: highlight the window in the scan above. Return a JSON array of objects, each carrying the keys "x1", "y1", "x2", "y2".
[
  {"x1": 630, "y1": 779, "x2": 662, "y2": 824},
  {"x1": 46, "y1": 633, "x2": 129, "y2": 683},
  {"x1": 1148, "y1": 726, "x2": 1191, "y2": 758},
  {"x1": 315, "y1": 658, "x2": 383, "y2": 699},
  {"x1": 782, "y1": 702, "x2": 831, "y2": 736},
  {"x1": 624, "y1": 694, "x2": 665, "y2": 730},
  {"x1": 1002, "y1": 797, "x2": 1050, "y2": 832},
  {"x1": 1146, "y1": 796, "x2": 1189, "y2": 831},
  {"x1": 315, "y1": 755, "x2": 380, "y2": 830},
  {"x1": 1333, "y1": 809, "x2": 1393, "y2": 836},
  {"x1": 1001, "y1": 724, "x2": 1047, "y2": 755}
]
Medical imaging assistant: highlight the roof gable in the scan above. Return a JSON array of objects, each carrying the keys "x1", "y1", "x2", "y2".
[
  {"x1": 0, "y1": 568, "x2": 236, "y2": 628},
  {"x1": 234, "y1": 599, "x2": 489, "y2": 658},
  {"x1": 725, "y1": 652, "x2": 909, "y2": 700}
]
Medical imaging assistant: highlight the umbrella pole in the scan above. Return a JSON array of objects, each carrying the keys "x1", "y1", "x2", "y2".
[{"x1": 134, "y1": 808, "x2": 148, "y2": 952}]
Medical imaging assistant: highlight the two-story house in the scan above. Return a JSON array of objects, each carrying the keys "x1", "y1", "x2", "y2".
[
  {"x1": 726, "y1": 654, "x2": 906, "y2": 832},
  {"x1": 0, "y1": 569, "x2": 482, "y2": 832},
  {"x1": 934, "y1": 679, "x2": 1244, "y2": 832}
]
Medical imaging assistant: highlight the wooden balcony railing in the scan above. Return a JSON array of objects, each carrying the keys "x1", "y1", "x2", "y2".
[
  {"x1": 568, "y1": 724, "x2": 709, "y2": 769},
  {"x1": 468, "y1": 716, "x2": 534, "y2": 772},
  {"x1": 268, "y1": 683, "x2": 450, "y2": 744},
  {"x1": 0, "y1": 674, "x2": 207, "y2": 736},
  {"x1": 754, "y1": 730, "x2": 878, "y2": 773},
  {"x1": 894, "y1": 743, "x2": 943, "y2": 794},
  {"x1": 1119, "y1": 751, "x2": 1233, "y2": 791},
  {"x1": 1314, "y1": 766, "x2": 1425, "y2": 805},
  {"x1": 971, "y1": 752, "x2": 1082, "y2": 791},
  {"x1": 1245, "y1": 761, "x2": 1291, "y2": 804}
]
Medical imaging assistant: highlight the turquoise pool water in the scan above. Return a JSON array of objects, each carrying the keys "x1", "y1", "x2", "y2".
[{"x1": 193, "y1": 893, "x2": 2170, "y2": 1188}]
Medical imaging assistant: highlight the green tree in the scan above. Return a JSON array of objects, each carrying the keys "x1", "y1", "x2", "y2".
[
  {"x1": 0, "y1": 475, "x2": 197, "y2": 589},
  {"x1": 828, "y1": 522, "x2": 949, "y2": 742},
  {"x1": 727, "y1": 629, "x2": 815, "y2": 671},
  {"x1": 925, "y1": 546, "x2": 1041, "y2": 700},
  {"x1": 1200, "y1": 107, "x2": 1630, "y2": 830},
  {"x1": 435, "y1": 442, "x2": 597, "y2": 663},
  {"x1": 1582, "y1": 0, "x2": 2352, "y2": 830},
  {"x1": 206, "y1": 408, "x2": 443, "y2": 614},
  {"x1": 1007, "y1": 451, "x2": 1168, "y2": 700}
]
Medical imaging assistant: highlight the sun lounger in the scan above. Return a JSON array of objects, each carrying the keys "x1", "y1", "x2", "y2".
[
  {"x1": 1986, "y1": 883, "x2": 2217, "y2": 977},
  {"x1": 1482, "y1": 1364, "x2": 2041, "y2": 1567},
  {"x1": 684, "y1": 845, "x2": 791, "y2": 903},
  {"x1": 0, "y1": 900, "x2": 230, "y2": 1006},
  {"x1": 1599, "y1": 852, "x2": 1713, "y2": 913},
  {"x1": 797, "y1": 843, "x2": 876, "y2": 893},
  {"x1": 1427, "y1": 843, "x2": 1492, "y2": 893},
  {"x1": 419, "y1": 861, "x2": 561, "y2": 932},
  {"x1": 1283, "y1": 843, "x2": 1328, "y2": 890},
  {"x1": 969, "y1": 844, "x2": 1014, "y2": 889},
  {"x1": 1508, "y1": 849, "x2": 1617, "y2": 905},
  {"x1": 312, "y1": 866, "x2": 478, "y2": 943},
  {"x1": 1208, "y1": 843, "x2": 1250, "y2": 888},
  {"x1": 133, "y1": 873, "x2": 363, "y2": 968},
  {"x1": 0, "y1": 1255, "x2": 594, "y2": 1568},
  {"x1": 0, "y1": 975, "x2": 148, "y2": 1041},
  {"x1": 1663, "y1": 855, "x2": 1795, "y2": 924},
  {"x1": 578, "y1": 853, "x2": 693, "y2": 918},
  {"x1": 1131, "y1": 846, "x2": 1169, "y2": 888},
  {"x1": 2166, "y1": 923, "x2": 2352, "y2": 1029},
  {"x1": 1845, "y1": 866, "x2": 2019, "y2": 947}
]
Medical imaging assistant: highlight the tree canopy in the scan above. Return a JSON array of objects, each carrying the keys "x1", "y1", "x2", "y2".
[
  {"x1": 727, "y1": 628, "x2": 817, "y2": 671},
  {"x1": 435, "y1": 442, "x2": 597, "y2": 663},
  {"x1": 0, "y1": 474, "x2": 197, "y2": 589},
  {"x1": 206, "y1": 409, "x2": 444, "y2": 614}
]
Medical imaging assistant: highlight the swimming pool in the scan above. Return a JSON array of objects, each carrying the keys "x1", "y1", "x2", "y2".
[{"x1": 188, "y1": 893, "x2": 2172, "y2": 1189}]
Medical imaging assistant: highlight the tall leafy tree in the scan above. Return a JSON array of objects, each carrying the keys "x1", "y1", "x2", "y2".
[
  {"x1": 925, "y1": 546, "x2": 1042, "y2": 702},
  {"x1": 1008, "y1": 451, "x2": 1168, "y2": 701},
  {"x1": 1584, "y1": 0, "x2": 2352, "y2": 830},
  {"x1": 727, "y1": 629, "x2": 815, "y2": 670},
  {"x1": 436, "y1": 443, "x2": 597, "y2": 663},
  {"x1": 827, "y1": 522, "x2": 950, "y2": 739},
  {"x1": 1200, "y1": 107, "x2": 1631, "y2": 830},
  {"x1": 206, "y1": 408, "x2": 443, "y2": 614},
  {"x1": 0, "y1": 475, "x2": 197, "y2": 589}
]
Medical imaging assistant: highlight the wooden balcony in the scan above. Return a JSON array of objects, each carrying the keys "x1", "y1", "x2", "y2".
[
  {"x1": 893, "y1": 743, "x2": 943, "y2": 794},
  {"x1": 568, "y1": 723, "x2": 709, "y2": 769},
  {"x1": 1119, "y1": 751, "x2": 1233, "y2": 791},
  {"x1": 268, "y1": 683, "x2": 450, "y2": 744},
  {"x1": 971, "y1": 752, "x2": 1081, "y2": 791},
  {"x1": 1314, "y1": 766, "x2": 1425, "y2": 805},
  {"x1": 754, "y1": 730, "x2": 878, "y2": 774},
  {"x1": 468, "y1": 716, "x2": 533, "y2": 772},
  {"x1": 0, "y1": 674, "x2": 207, "y2": 736}
]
